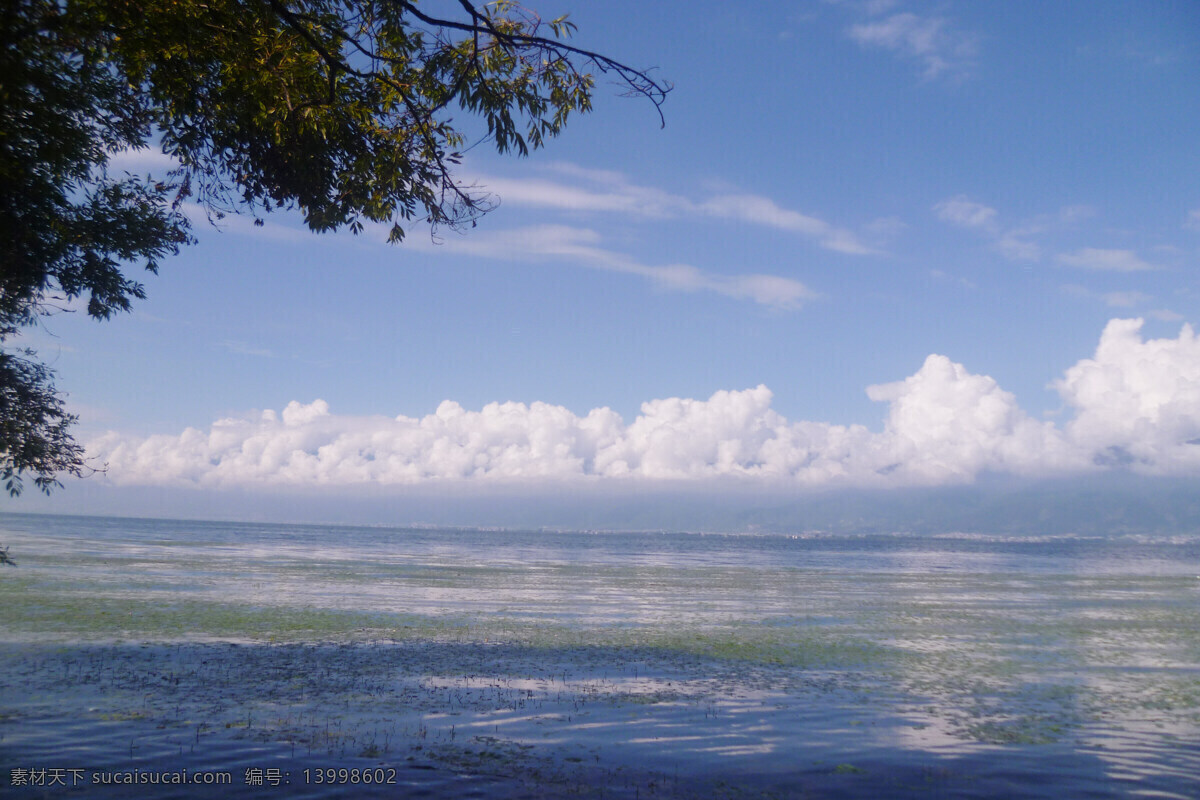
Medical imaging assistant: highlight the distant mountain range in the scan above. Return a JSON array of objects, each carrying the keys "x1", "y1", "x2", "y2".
[{"x1": 10, "y1": 474, "x2": 1200, "y2": 535}]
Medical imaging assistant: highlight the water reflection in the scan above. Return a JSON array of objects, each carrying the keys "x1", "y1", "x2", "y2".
[{"x1": 1, "y1": 513, "x2": 1198, "y2": 798}]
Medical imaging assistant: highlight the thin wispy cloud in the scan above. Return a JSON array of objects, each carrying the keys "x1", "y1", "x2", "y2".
[
  {"x1": 1062, "y1": 285, "x2": 1153, "y2": 309},
  {"x1": 219, "y1": 340, "x2": 275, "y2": 358},
  {"x1": 994, "y1": 232, "x2": 1042, "y2": 262},
  {"x1": 847, "y1": 11, "x2": 978, "y2": 80},
  {"x1": 472, "y1": 165, "x2": 877, "y2": 256},
  {"x1": 1057, "y1": 248, "x2": 1158, "y2": 272},
  {"x1": 932, "y1": 194, "x2": 1040, "y2": 260},
  {"x1": 931, "y1": 197, "x2": 1161, "y2": 269},
  {"x1": 179, "y1": 202, "x2": 312, "y2": 244},
  {"x1": 929, "y1": 269, "x2": 976, "y2": 290},
  {"x1": 698, "y1": 195, "x2": 877, "y2": 255},
  {"x1": 998, "y1": 206, "x2": 1095, "y2": 262},
  {"x1": 429, "y1": 224, "x2": 816, "y2": 310},
  {"x1": 933, "y1": 195, "x2": 999, "y2": 231},
  {"x1": 1120, "y1": 42, "x2": 1185, "y2": 69},
  {"x1": 1101, "y1": 291, "x2": 1152, "y2": 308},
  {"x1": 475, "y1": 173, "x2": 681, "y2": 218}
]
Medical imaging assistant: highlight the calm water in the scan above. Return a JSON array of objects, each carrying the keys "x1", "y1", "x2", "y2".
[{"x1": 1, "y1": 512, "x2": 1198, "y2": 798}]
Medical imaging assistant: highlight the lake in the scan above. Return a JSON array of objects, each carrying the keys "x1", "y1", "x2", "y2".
[{"x1": 1, "y1": 512, "x2": 1198, "y2": 798}]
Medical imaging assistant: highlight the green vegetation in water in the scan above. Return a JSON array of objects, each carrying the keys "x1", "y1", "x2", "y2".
[
  {"x1": 98, "y1": 710, "x2": 149, "y2": 722},
  {"x1": 964, "y1": 717, "x2": 1067, "y2": 745},
  {"x1": 5, "y1": 542, "x2": 1200, "y2": 763},
  {"x1": 0, "y1": 576, "x2": 900, "y2": 672},
  {"x1": 0, "y1": 580, "x2": 443, "y2": 641}
]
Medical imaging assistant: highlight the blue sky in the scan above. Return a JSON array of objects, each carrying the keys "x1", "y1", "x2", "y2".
[{"x1": 12, "y1": 0, "x2": 1200, "y2": 519}]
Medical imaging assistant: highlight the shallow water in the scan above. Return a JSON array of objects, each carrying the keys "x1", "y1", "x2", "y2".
[{"x1": 0, "y1": 513, "x2": 1198, "y2": 798}]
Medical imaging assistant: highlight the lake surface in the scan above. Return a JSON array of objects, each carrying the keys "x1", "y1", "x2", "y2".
[{"x1": 1, "y1": 512, "x2": 1198, "y2": 798}]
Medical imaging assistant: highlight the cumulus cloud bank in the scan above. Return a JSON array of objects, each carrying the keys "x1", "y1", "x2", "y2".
[{"x1": 89, "y1": 320, "x2": 1200, "y2": 489}]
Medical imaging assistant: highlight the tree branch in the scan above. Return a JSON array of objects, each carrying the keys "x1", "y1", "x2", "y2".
[{"x1": 389, "y1": 0, "x2": 670, "y2": 125}]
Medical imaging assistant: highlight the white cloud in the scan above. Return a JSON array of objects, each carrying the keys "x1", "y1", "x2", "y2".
[
  {"x1": 1056, "y1": 248, "x2": 1157, "y2": 272},
  {"x1": 1063, "y1": 285, "x2": 1152, "y2": 309},
  {"x1": 219, "y1": 340, "x2": 275, "y2": 358},
  {"x1": 179, "y1": 202, "x2": 312, "y2": 244},
  {"x1": 104, "y1": 151, "x2": 872, "y2": 257},
  {"x1": 699, "y1": 195, "x2": 876, "y2": 254},
  {"x1": 473, "y1": 165, "x2": 876, "y2": 255},
  {"x1": 1054, "y1": 319, "x2": 1200, "y2": 471},
  {"x1": 863, "y1": 216, "x2": 907, "y2": 238},
  {"x1": 105, "y1": 147, "x2": 179, "y2": 174},
  {"x1": 933, "y1": 196, "x2": 998, "y2": 230},
  {"x1": 862, "y1": 0, "x2": 900, "y2": 14},
  {"x1": 475, "y1": 172, "x2": 681, "y2": 218},
  {"x1": 1058, "y1": 205, "x2": 1097, "y2": 223},
  {"x1": 931, "y1": 195, "x2": 1040, "y2": 260},
  {"x1": 932, "y1": 200, "x2": 1121, "y2": 264},
  {"x1": 847, "y1": 12, "x2": 977, "y2": 80},
  {"x1": 1100, "y1": 291, "x2": 1150, "y2": 308},
  {"x1": 865, "y1": 355, "x2": 1076, "y2": 481},
  {"x1": 431, "y1": 224, "x2": 817, "y2": 309},
  {"x1": 994, "y1": 233, "x2": 1041, "y2": 261},
  {"x1": 88, "y1": 320, "x2": 1200, "y2": 489},
  {"x1": 1185, "y1": 209, "x2": 1200, "y2": 231},
  {"x1": 929, "y1": 269, "x2": 976, "y2": 290}
]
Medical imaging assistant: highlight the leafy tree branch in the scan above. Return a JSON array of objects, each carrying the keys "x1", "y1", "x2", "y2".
[{"x1": 0, "y1": 0, "x2": 669, "y2": 495}]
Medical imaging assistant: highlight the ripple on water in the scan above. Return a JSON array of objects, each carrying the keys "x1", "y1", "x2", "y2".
[{"x1": 2, "y1": 514, "x2": 1199, "y2": 798}]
